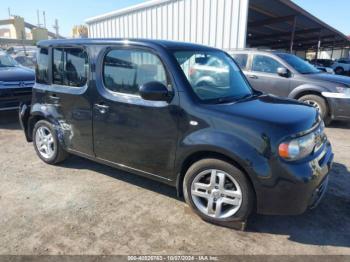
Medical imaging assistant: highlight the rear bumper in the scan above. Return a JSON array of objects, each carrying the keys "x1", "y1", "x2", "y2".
[
  {"x1": 19, "y1": 103, "x2": 31, "y2": 141},
  {"x1": 256, "y1": 141, "x2": 333, "y2": 215}
]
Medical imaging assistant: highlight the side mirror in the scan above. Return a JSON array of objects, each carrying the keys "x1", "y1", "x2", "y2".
[
  {"x1": 139, "y1": 81, "x2": 171, "y2": 102},
  {"x1": 277, "y1": 67, "x2": 289, "y2": 78}
]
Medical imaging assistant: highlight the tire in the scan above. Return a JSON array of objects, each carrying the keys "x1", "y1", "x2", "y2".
[
  {"x1": 33, "y1": 120, "x2": 68, "y2": 164},
  {"x1": 335, "y1": 67, "x2": 344, "y2": 75},
  {"x1": 183, "y1": 158, "x2": 254, "y2": 226},
  {"x1": 298, "y1": 94, "x2": 331, "y2": 125}
]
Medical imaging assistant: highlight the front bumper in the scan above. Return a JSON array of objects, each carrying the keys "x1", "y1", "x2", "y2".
[
  {"x1": 256, "y1": 141, "x2": 333, "y2": 215},
  {"x1": 322, "y1": 92, "x2": 350, "y2": 121},
  {"x1": 0, "y1": 87, "x2": 32, "y2": 111}
]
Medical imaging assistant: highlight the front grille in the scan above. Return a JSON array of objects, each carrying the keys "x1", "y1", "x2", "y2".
[
  {"x1": 0, "y1": 80, "x2": 34, "y2": 88},
  {"x1": 0, "y1": 87, "x2": 32, "y2": 97}
]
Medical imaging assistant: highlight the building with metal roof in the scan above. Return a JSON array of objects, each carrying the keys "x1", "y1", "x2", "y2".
[{"x1": 85, "y1": 0, "x2": 350, "y2": 59}]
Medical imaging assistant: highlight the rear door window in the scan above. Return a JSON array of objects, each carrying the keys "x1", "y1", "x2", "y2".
[{"x1": 52, "y1": 48, "x2": 88, "y2": 87}]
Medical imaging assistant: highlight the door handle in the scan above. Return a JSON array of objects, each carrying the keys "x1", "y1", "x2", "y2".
[
  {"x1": 248, "y1": 75, "x2": 258, "y2": 79},
  {"x1": 49, "y1": 94, "x2": 60, "y2": 99},
  {"x1": 49, "y1": 94, "x2": 60, "y2": 102},
  {"x1": 94, "y1": 103, "x2": 109, "y2": 114}
]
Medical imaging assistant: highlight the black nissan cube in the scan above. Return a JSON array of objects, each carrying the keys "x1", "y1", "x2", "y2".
[{"x1": 19, "y1": 39, "x2": 333, "y2": 227}]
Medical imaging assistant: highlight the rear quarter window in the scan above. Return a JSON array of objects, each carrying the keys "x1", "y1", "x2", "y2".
[{"x1": 36, "y1": 48, "x2": 49, "y2": 84}]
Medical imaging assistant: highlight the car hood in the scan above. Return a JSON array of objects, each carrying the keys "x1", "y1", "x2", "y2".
[
  {"x1": 304, "y1": 72, "x2": 350, "y2": 86},
  {"x1": 0, "y1": 66, "x2": 35, "y2": 82},
  {"x1": 207, "y1": 95, "x2": 319, "y2": 137}
]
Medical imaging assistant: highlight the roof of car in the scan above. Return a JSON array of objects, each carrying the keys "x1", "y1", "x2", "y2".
[
  {"x1": 229, "y1": 49, "x2": 278, "y2": 54},
  {"x1": 37, "y1": 38, "x2": 218, "y2": 51},
  {"x1": 229, "y1": 49, "x2": 300, "y2": 57}
]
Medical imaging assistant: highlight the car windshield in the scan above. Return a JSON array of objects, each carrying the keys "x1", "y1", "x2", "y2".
[
  {"x1": 277, "y1": 53, "x2": 320, "y2": 74},
  {"x1": 173, "y1": 50, "x2": 253, "y2": 103},
  {"x1": 0, "y1": 53, "x2": 18, "y2": 67}
]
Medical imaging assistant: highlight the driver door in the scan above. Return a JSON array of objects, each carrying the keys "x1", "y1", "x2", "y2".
[
  {"x1": 246, "y1": 54, "x2": 291, "y2": 97},
  {"x1": 92, "y1": 48, "x2": 179, "y2": 180}
]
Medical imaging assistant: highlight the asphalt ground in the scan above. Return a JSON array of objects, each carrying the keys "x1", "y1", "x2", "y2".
[{"x1": 0, "y1": 111, "x2": 349, "y2": 255}]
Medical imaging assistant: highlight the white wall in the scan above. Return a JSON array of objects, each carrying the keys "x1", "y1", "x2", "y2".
[
  {"x1": 86, "y1": 0, "x2": 249, "y2": 49},
  {"x1": 306, "y1": 48, "x2": 350, "y2": 60}
]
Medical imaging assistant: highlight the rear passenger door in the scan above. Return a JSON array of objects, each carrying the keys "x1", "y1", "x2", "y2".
[
  {"x1": 231, "y1": 53, "x2": 249, "y2": 73},
  {"x1": 247, "y1": 54, "x2": 291, "y2": 97},
  {"x1": 46, "y1": 47, "x2": 93, "y2": 155}
]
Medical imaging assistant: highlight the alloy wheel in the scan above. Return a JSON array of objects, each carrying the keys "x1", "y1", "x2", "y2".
[
  {"x1": 304, "y1": 99, "x2": 323, "y2": 115},
  {"x1": 191, "y1": 169, "x2": 242, "y2": 219},
  {"x1": 35, "y1": 126, "x2": 55, "y2": 159}
]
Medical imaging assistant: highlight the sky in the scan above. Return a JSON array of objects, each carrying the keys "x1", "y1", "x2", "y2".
[{"x1": 0, "y1": 0, "x2": 349, "y2": 37}]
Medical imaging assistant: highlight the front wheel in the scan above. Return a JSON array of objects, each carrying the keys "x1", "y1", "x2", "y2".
[
  {"x1": 298, "y1": 94, "x2": 331, "y2": 125},
  {"x1": 183, "y1": 159, "x2": 254, "y2": 226},
  {"x1": 335, "y1": 67, "x2": 344, "y2": 75},
  {"x1": 33, "y1": 120, "x2": 69, "y2": 164}
]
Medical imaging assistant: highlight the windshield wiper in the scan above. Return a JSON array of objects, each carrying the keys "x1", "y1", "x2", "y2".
[
  {"x1": 301, "y1": 71, "x2": 320, "y2": 75},
  {"x1": 211, "y1": 94, "x2": 253, "y2": 104},
  {"x1": 237, "y1": 94, "x2": 253, "y2": 101},
  {"x1": 214, "y1": 97, "x2": 236, "y2": 104}
]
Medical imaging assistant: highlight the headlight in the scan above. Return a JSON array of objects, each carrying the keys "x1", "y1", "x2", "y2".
[
  {"x1": 279, "y1": 132, "x2": 316, "y2": 160},
  {"x1": 336, "y1": 86, "x2": 350, "y2": 96},
  {"x1": 322, "y1": 87, "x2": 350, "y2": 98}
]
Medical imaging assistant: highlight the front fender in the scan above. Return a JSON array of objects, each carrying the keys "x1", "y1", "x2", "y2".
[
  {"x1": 288, "y1": 84, "x2": 331, "y2": 100},
  {"x1": 288, "y1": 84, "x2": 337, "y2": 118},
  {"x1": 175, "y1": 128, "x2": 273, "y2": 189}
]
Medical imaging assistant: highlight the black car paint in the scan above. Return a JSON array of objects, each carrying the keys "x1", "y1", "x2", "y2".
[
  {"x1": 231, "y1": 50, "x2": 350, "y2": 121},
  {"x1": 20, "y1": 39, "x2": 333, "y2": 215},
  {"x1": 0, "y1": 66, "x2": 35, "y2": 110}
]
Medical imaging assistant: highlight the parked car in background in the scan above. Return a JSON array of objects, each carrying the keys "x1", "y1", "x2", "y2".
[
  {"x1": 315, "y1": 66, "x2": 335, "y2": 74},
  {"x1": 331, "y1": 58, "x2": 350, "y2": 75},
  {"x1": 230, "y1": 50, "x2": 350, "y2": 125},
  {"x1": 6, "y1": 46, "x2": 37, "y2": 56},
  {"x1": 310, "y1": 59, "x2": 334, "y2": 68},
  {"x1": 13, "y1": 51, "x2": 37, "y2": 69},
  {"x1": 0, "y1": 51, "x2": 35, "y2": 111},
  {"x1": 20, "y1": 39, "x2": 333, "y2": 227},
  {"x1": 309, "y1": 59, "x2": 334, "y2": 74},
  {"x1": 187, "y1": 56, "x2": 229, "y2": 88}
]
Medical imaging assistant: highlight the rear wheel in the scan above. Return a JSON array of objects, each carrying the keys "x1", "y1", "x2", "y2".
[
  {"x1": 183, "y1": 158, "x2": 254, "y2": 225},
  {"x1": 33, "y1": 120, "x2": 68, "y2": 164},
  {"x1": 298, "y1": 94, "x2": 331, "y2": 125}
]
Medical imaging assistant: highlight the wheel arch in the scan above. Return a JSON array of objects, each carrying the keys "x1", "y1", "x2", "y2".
[
  {"x1": 176, "y1": 150, "x2": 257, "y2": 207},
  {"x1": 27, "y1": 114, "x2": 47, "y2": 141},
  {"x1": 289, "y1": 85, "x2": 333, "y2": 119},
  {"x1": 27, "y1": 112, "x2": 61, "y2": 142}
]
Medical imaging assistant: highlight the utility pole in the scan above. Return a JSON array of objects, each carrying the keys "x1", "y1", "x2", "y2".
[
  {"x1": 37, "y1": 10, "x2": 42, "y2": 28},
  {"x1": 8, "y1": 7, "x2": 11, "y2": 18},
  {"x1": 53, "y1": 19, "x2": 59, "y2": 38},
  {"x1": 290, "y1": 16, "x2": 297, "y2": 54},
  {"x1": 43, "y1": 11, "x2": 46, "y2": 28}
]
